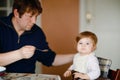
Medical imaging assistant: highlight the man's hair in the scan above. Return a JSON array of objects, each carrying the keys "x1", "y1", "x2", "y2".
[
  {"x1": 76, "y1": 31, "x2": 98, "y2": 47},
  {"x1": 12, "y1": 0, "x2": 42, "y2": 17}
]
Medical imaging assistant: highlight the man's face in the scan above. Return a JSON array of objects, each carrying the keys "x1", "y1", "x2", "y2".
[{"x1": 16, "y1": 12, "x2": 38, "y2": 31}]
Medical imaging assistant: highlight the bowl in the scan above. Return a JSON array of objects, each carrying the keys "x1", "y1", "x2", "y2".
[
  {"x1": 0, "y1": 66, "x2": 6, "y2": 72},
  {"x1": 0, "y1": 66, "x2": 6, "y2": 76}
]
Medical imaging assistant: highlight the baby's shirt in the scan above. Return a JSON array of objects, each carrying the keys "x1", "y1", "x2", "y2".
[
  {"x1": 73, "y1": 53, "x2": 89, "y2": 73},
  {"x1": 68, "y1": 52, "x2": 100, "y2": 79}
]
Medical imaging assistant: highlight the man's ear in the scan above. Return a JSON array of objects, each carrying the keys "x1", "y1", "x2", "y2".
[{"x1": 13, "y1": 9, "x2": 19, "y2": 18}]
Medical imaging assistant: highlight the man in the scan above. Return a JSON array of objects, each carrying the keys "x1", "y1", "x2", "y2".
[{"x1": 0, "y1": 0, "x2": 74, "y2": 73}]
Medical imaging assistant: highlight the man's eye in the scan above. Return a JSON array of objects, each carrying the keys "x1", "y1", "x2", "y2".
[
  {"x1": 29, "y1": 15, "x2": 32, "y2": 17},
  {"x1": 28, "y1": 15, "x2": 33, "y2": 17}
]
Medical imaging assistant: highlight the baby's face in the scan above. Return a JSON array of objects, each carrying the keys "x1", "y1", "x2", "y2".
[{"x1": 77, "y1": 38, "x2": 94, "y2": 55}]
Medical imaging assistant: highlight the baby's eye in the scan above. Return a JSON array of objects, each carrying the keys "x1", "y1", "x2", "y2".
[
  {"x1": 86, "y1": 43, "x2": 90, "y2": 45},
  {"x1": 79, "y1": 43, "x2": 82, "y2": 44}
]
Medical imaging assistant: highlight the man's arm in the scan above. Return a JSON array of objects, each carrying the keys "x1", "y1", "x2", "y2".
[
  {"x1": 0, "y1": 45, "x2": 35, "y2": 66},
  {"x1": 52, "y1": 54, "x2": 74, "y2": 66}
]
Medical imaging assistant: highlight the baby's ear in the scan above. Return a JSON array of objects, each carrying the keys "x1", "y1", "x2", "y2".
[{"x1": 92, "y1": 46, "x2": 97, "y2": 51}]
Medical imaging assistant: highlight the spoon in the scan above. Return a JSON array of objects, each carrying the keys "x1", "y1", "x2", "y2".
[{"x1": 36, "y1": 48, "x2": 49, "y2": 52}]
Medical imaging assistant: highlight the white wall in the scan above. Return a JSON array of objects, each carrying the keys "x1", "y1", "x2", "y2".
[
  {"x1": 80, "y1": 0, "x2": 120, "y2": 70},
  {"x1": 35, "y1": 15, "x2": 42, "y2": 73}
]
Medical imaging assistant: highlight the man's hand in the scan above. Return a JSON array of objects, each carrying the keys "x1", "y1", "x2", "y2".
[{"x1": 19, "y1": 45, "x2": 35, "y2": 59}]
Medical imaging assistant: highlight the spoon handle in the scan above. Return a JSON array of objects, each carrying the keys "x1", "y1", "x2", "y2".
[{"x1": 36, "y1": 48, "x2": 48, "y2": 52}]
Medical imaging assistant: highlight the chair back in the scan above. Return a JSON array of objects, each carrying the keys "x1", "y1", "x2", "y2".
[{"x1": 97, "y1": 57, "x2": 112, "y2": 78}]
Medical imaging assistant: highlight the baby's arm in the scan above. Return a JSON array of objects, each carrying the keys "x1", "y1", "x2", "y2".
[
  {"x1": 87, "y1": 57, "x2": 101, "y2": 79},
  {"x1": 63, "y1": 65, "x2": 74, "y2": 77}
]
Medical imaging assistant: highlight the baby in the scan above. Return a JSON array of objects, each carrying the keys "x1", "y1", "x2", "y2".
[{"x1": 64, "y1": 31, "x2": 100, "y2": 80}]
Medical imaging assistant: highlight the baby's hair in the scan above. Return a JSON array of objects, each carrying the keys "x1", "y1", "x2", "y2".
[{"x1": 76, "y1": 31, "x2": 98, "y2": 47}]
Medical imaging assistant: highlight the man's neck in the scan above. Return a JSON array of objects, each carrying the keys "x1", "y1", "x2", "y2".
[{"x1": 12, "y1": 17, "x2": 24, "y2": 36}]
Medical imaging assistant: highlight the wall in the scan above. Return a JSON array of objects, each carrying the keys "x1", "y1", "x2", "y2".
[
  {"x1": 80, "y1": 0, "x2": 120, "y2": 70},
  {"x1": 41, "y1": 0, "x2": 79, "y2": 80}
]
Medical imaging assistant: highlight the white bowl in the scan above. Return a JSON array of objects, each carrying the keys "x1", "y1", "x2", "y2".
[{"x1": 0, "y1": 66, "x2": 6, "y2": 72}]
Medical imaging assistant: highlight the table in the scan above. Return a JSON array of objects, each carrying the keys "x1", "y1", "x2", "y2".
[
  {"x1": 0, "y1": 73, "x2": 61, "y2": 80},
  {"x1": 0, "y1": 73, "x2": 111, "y2": 80}
]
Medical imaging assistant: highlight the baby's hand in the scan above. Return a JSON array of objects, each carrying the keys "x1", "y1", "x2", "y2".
[
  {"x1": 74, "y1": 72, "x2": 83, "y2": 79},
  {"x1": 74, "y1": 72, "x2": 89, "y2": 79},
  {"x1": 63, "y1": 70, "x2": 72, "y2": 77}
]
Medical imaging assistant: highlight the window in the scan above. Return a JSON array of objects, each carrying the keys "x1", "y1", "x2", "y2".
[{"x1": 0, "y1": 0, "x2": 13, "y2": 17}]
